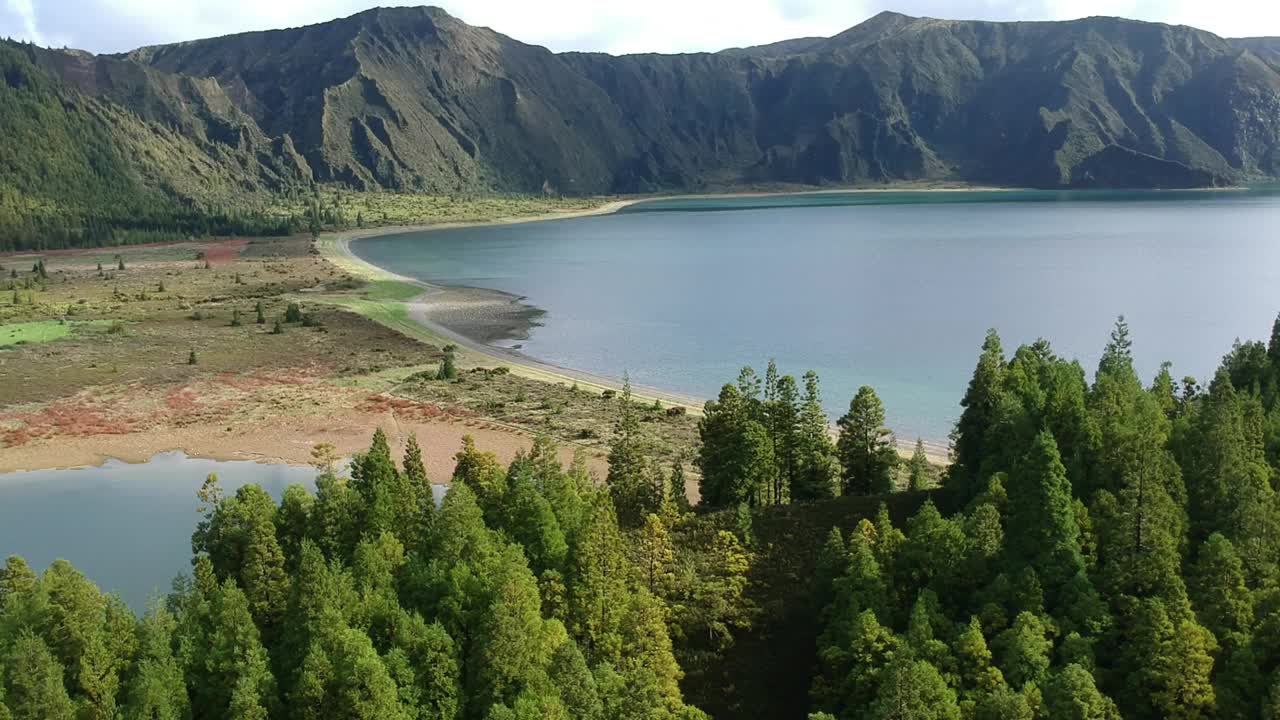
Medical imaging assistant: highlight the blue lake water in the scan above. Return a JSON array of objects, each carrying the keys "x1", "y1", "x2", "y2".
[
  {"x1": 352, "y1": 189, "x2": 1280, "y2": 443},
  {"x1": 0, "y1": 453, "x2": 448, "y2": 609},
  {"x1": 0, "y1": 453, "x2": 319, "y2": 608}
]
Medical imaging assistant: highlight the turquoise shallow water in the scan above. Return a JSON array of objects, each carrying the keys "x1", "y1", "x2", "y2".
[{"x1": 353, "y1": 189, "x2": 1280, "y2": 443}]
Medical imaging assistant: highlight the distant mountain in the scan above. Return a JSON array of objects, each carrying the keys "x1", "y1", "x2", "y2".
[{"x1": 4, "y1": 6, "x2": 1280, "y2": 217}]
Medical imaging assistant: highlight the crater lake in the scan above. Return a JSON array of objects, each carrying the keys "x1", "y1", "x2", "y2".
[{"x1": 351, "y1": 189, "x2": 1280, "y2": 443}]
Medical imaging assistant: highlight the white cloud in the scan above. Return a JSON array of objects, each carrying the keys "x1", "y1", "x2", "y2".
[
  {"x1": 3, "y1": 0, "x2": 45, "y2": 45},
  {"x1": 2, "y1": 0, "x2": 1278, "y2": 56}
]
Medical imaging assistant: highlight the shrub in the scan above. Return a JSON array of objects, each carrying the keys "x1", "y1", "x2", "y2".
[
  {"x1": 666, "y1": 406, "x2": 688, "y2": 418},
  {"x1": 271, "y1": 320, "x2": 284, "y2": 335},
  {"x1": 187, "y1": 349, "x2": 197, "y2": 365},
  {"x1": 284, "y1": 303, "x2": 303, "y2": 323},
  {"x1": 601, "y1": 389, "x2": 616, "y2": 400},
  {"x1": 436, "y1": 351, "x2": 458, "y2": 380}
]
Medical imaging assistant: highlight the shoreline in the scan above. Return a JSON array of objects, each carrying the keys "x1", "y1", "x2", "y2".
[{"x1": 318, "y1": 193, "x2": 956, "y2": 463}]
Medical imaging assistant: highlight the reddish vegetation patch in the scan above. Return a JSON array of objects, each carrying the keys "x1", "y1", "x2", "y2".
[
  {"x1": 0, "y1": 400, "x2": 135, "y2": 447},
  {"x1": 357, "y1": 395, "x2": 473, "y2": 422},
  {"x1": 165, "y1": 387, "x2": 200, "y2": 412},
  {"x1": 201, "y1": 240, "x2": 248, "y2": 266},
  {"x1": 216, "y1": 372, "x2": 269, "y2": 392}
]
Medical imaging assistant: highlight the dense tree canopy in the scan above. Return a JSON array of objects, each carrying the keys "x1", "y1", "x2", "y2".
[
  {"x1": 812, "y1": 315, "x2": 1280, "y2": 720},
  {"x1": 0, "y1": 431, "x2": 755, "y2": 720}
]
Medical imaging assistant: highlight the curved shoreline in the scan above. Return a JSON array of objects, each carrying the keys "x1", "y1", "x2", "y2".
[
  {"x1": 318, "y1": 199, "x2": 712, "y2": 414},
  {"x1": 317, "y1": 196, "x2": 955, "y2": 462}
]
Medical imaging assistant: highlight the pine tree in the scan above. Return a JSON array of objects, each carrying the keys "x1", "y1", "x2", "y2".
[
  {"x1": 467, "y1": 545, "x2": 559, "y2": 715},
  {"x1": 793, "y1": 371, "x2": 837, "y2": 502},
  {"x1": 907, "y1": 439, "x2": 934, "y2": 491},
  {"x1": 1189, "y1": 533, "x2": 1254, "y2": 651},
  {"x1": 567, "y1": 494, "x2": 630, "y2": 665},
  {"x1": 635, "y1": 514, "x2": 675, "y2": 596},
  {"x1": 837, "y1": 386, "x2": 897, "y2": 495},
  {"x1": 608, "y1": 375, "x2": 660, "y2": 524},
  {"x1": 123, "y1": 603, "x2": 189, "y2": 720},
  {"x1": 1040, "y1": 664, "x2": 1120, "y2": 720},
  {"x1": 453, "y1": 435, "x2": 508, "y2": 521},
  {"x1": 1005, "y1": 432, "x2": 1088, "y2": 596},
  {"x1": 351, "y1": 428, "x2": 418, "y2": 542},
  {"x1": 255, "y1": 301, "x2": 265, "y2": 324},
  {"x1": 402, "y1": 433, "x2": 434, "y2": 542},
  {"x1": 992, "y1": 612, "x2": 1052, "y2": 689},
  {"x1": 3, "y1": 632, "x2": 74, "y2": 720},
  {"x1": 275, "y1": 485, "x2": 314, "y2": 569},
  {"x1": 549, "y1": 641, "x2": 602, "y2": 720},
  {"x1": 698, "y1": 379, "x2": 772, "y2": 508},
  {"x1": 1269, "y1": 312, "x2": 1280, "y2": 367},
  {"x1": 951, "y1": 330, "x2": 1006, "y2": 502},
  {"x1": 501, "y1": 465, "x2": 568, "y2": 577},
  {"x1": 868, "y1": 657, "x2": 961, "y2": 720},
  {"x1": 765, "y1": 366, "x2": 801, "y2": 505}
]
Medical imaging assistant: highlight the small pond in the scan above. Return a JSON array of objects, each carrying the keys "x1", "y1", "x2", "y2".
[{"x1": 0, "y1": 452, "x2": 446, "y2": 610}]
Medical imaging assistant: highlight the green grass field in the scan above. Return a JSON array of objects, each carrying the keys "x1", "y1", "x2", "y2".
[{"x1": 0, "y1": 320, "x2": 110, "y2": 347}]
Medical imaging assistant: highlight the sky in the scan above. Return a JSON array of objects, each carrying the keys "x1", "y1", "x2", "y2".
[{"x1": 2, "y1": 0, "x2": 1278, "y2": 55}]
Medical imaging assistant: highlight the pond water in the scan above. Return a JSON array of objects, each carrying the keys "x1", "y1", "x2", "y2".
[{"x1": 0, "y1": 452, "x2": 446, "y2": 609}]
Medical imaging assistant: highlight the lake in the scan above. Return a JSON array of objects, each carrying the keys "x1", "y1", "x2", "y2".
[
  {"x1": 0, "y1": 453, "x2": 446, "y2": 610},
  {"x1": 352, "y1": 189, "x2": 1280, "y2": 443}
]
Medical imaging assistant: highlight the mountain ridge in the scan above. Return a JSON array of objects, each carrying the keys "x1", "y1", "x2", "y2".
[{"x1": 3, "y1": 6, "x2": 1280, "y2": 232}]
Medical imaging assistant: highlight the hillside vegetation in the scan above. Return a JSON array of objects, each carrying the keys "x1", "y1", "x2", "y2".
[{"x1": 3, "y1": 8, "x2": 1280, "y2": 250}]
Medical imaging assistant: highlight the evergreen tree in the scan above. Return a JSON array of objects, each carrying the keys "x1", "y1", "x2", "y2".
[
  {"x1": 837, "y1": 386, "x2": 897, "y2": 495},
  {"x1": 567, "y1": 494, "x2": 630, "y2": 665},
  {"x1": 1040, "y1": 664, "x2": 1120, "y2": 720},
  {"x1": 867, "y1": 657, "x2": 961, "y2": 720},
  {"x1": 1004, "y1": 432, "x2": 1088, "y2": 597},
  {"x1": 608, "y1": 375, "x2": 662, "y2": 523},
  {"x1": 698, "y1": 381, "x2": 770, "y2": 508},
  {"x1": 189, "y1": 580, "x2": 277, "y2": 719},
  {"x1": 951, "y1": 330, "x2": 1006, "y2": 501},
  {"x1": 765, "y1": 367, "x2": 801, "y2": 505},
  {"x1": 793, "y1": 371, "x2": 837, "y2": 502},
  {"x1": 907, "y1": 439, "x2": 933, "y2": 492},
  {"x1": 402, "y1": 433, "x2": 434, "y2": 543},
  {"x1": 635, "y1": 514, "x2": 675, "y2": 596},
  {"x1": 501, "y1": 463, "x2": 569, "y2": 577},
  {"x1": 1189, "y1": 533, "x2": 1254, "y2": 650},
  {"x1": 3, "y1": 632, "x2": 74, "y2": 720},
  {"x1": 992, "y1": 611, "x2": 1051, "y2": 689},
  {"x1": 123, "y1": 603, "x2": 189, "y2": 720},
  {"x1": 452, "y1": 435, "x2": 507, "y2": 522}
]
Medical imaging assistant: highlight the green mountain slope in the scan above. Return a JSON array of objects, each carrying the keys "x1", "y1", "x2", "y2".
[{"x1": 3, "y1": 7, "x2": 1280, "y2": 248}]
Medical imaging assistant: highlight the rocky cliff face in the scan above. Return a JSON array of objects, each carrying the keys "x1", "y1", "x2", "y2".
[{"x1": 6, "y1": 7, "x2": 1280, "y2": 200}]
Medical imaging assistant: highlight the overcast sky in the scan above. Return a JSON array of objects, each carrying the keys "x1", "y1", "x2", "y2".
[{"x1": 3, "y1": 0, "x2": 1278, "y2": 55}]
